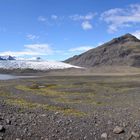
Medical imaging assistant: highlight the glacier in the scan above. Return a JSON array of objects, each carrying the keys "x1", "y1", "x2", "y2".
[{"x1": 0, "y1": 60, "x2": 80, "y2": 70}]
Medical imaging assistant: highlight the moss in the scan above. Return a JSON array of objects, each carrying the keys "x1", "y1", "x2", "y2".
[
  {"x1": 6, "y1": 98, "x2": 38, "y2": 108},
  {"x1": 16, "y1": 85, "x2": 83, "y2": 97},
  {"x1": 54, "y1": 97, "x2": 82, "y2": 104},
  {"x1": 29, "y1": 84, "x2": 40, "y2": 89},
  {"x1": 43, "y1": 104, "x2": 86, "y2": 116},
  {"x1": 44, "y1": 84, "x2": 57, "y2": 88},
  {"x1": 5, "y1": 98, "x2": 86, "y2": 116},
  {"x1": 53, "y1": 93, "x2": 103, "y2": 106},
  {"x1": 0, "y1": 92, "x2": 11, "y2": 97},
  {"x1": 16, "y1": 85, "x2": 34, "y2": 91},
  {"x1": 16, "y1": 85, "x2": 59, "y2": 96},
  {"x1": 96, "y1": 101, "x2": 102, "y2": 105}
]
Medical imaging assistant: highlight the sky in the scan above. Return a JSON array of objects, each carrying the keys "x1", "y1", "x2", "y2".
[{"x1": 0, "y1": 0, "x2": 140, "y2": 60}]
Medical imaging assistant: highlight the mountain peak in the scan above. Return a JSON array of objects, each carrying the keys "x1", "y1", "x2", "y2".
[
  {"x1": 123, "y1": 33, "x2": 135, "y2": 37},
  {"x1": 120, "y1": 33, "x2": 138, "y2": 40},
  {"x1": 106, "y1": 33, "x2": 140, "y2": 46}
]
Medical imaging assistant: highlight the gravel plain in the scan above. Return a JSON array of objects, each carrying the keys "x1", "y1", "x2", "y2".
[{"x1": 0, "y1": 74, "x2": 140, "y2": 140}]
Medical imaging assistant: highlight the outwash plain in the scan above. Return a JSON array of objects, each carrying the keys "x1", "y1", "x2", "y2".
[{"x1": 0, "y1": 67, "x2": 140, "y2": 140}]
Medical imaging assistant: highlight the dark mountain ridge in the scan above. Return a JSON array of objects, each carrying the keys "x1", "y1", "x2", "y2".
[
  {"x1": 65, "y1": 33, "x2": 140, "y2": 67},
  {"x1": 0, "y1": 55, "x2": 15, "y2": 60}
]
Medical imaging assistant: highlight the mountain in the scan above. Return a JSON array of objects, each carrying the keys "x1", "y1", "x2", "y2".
[
  {"x1": 65, "y1": 33, "x2": 140, "y2": 67},
  {"x1": 0, "y1": 55, "x2": 15, "y2": 60},
  {"x1": 0, "y1": 60, "x2": 80, "y2": 70}
]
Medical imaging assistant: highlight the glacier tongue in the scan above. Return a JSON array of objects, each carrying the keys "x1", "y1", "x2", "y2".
[{"x1": 0, "y1": 60, "x2": 80, "y2": 70}]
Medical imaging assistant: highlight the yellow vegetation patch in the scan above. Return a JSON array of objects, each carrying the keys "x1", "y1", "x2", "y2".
[
  {"x1": 0, "y1": 92, "x2": 11, "y2": 97},
  {"x1": 6, "y1": 98, "x2": 38, "y2": 108},
  {"x1": 16, "y1": 85, "x2": 82, "y2": 96},
  {"x1": 6, "y1": 98, "x2": 86, "y2": 116},
  {"x1": 16, "y1": 85, "x2": 60, "y2": 96}
]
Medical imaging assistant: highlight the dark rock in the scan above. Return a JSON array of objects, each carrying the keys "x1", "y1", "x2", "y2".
[{"x1": 0, "y1": 125, "x2": 5, "y2": 132}]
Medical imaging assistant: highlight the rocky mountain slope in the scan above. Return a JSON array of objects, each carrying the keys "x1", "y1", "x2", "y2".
[{"x1": 65, "y1": 34, "x2": 140, "y2": 67}]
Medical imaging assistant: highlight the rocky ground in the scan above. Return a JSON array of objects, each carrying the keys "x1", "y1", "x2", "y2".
[{"x1": 0, "y1": 74, "x2": 140, "y2": 140}]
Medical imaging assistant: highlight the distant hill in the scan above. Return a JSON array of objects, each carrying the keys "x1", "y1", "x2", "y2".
[
  {"x1": 65, "y1": 33, "x2": 140, "y2": 67},
  {"x1": 0, "y1": 55, "x2": 15, "y2": 60}
]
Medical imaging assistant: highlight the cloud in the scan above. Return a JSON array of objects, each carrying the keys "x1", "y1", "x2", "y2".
[
  {"x1": 81, "y1": 21, "x2": 93, "y2": 30},
  {"x1": 0, "y1": 44, "x2": 53, "y2": 57},
  {"x1": 26, "y1": 34, "x2": 39, "y2": 40},
  {"x1": 24, "y1": 44, "x2": 52, "y2": 54},
  {"x1": 70, "y1": 12, "x2": 96, "y2": 21},
  {"x1": 69, "y1": 46, "x2": 93, "y2": 52},
  {"x1": 132, "y1": 30, "x2": 140, "y2": 39},
  {"x1": 38, "y1": 16, "x2": 47, "y2": 22},
  {"x1": 51, "y1": 15, "x2": 58, "y2": 20},
  {"x1": 70, "y1": 12, "x2": 95, "y2": 30},
  {"x1": 0, "y1": 51, "x2": 41, "y2": 56},
  {"x1": 37, "y1": 13, "x2": 95, "y2": 30},
  {"x1": 16, "y1": 57, "x2": 41, "y2": 60},
  {"x1": 38, "y1": 15, "x2": 64, "y2": 27},
  {"x1": 101, "y1": 4, "x2": 140, "y2": 33},
  {"x1": 0, "y1": 43, "x2": 97, "y2": 61}
]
